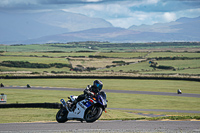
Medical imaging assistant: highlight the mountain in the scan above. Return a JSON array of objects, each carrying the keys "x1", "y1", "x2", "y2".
[
  {"x1": 128, "y1": 16, "x2": 200, "y2": 41},
  {"x1": 0, "y1": 10, "x2": 113, "y2": 44},
  {"x1": 128, "y1": 16, "x2": 200, "y2": 34},
  {"x1": 21, "y1": 27, "x2": 139, "y2": 44},
  {"x1": 20, "y1": 16, "x2": 200, "y2": 44},
  {"x1": 1, "y1": 13, "x2": 200, "y2": 44},
  {"x1": 36, "y1": 11, "x2": 113, "y2": 32}
]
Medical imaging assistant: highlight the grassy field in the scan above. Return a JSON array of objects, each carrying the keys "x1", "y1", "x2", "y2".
[
  {"x1": 96, "y1": 61, "x2": 154, "y2": 72},
  {"x1": 1, "y1": 45, "x2": 200, "y2": 76},
  {"x1": 1, "y1": 78, "x2": 200, "y2": 123},
  {"x1": 0, "y1": 44, "x2": 78, "y2": 52},
  {"x1": 98, "y1": 52, "x2": 148, "y2": 58},
  {"x1": 1, "y1": 52, "x2": 96, "y2": 57},
  {"x1": 1, "y1": 51, "x2": 148, "y2": 58},
  {"x1": 0, "y1": 84, "x2": 199, "y2": 123},
  {"x1": 1, "y1": 51, "x2": 200, "y2": 75},
  {"x1": 0, "y1": 43, "x2": 200, "y2": 123},
  {"x1": 157, "y1": 59, "x2": 200, "y2": 69},
  {"x1": 1, "y1": 42, "x2": 200, "y2": 52},
  {"x1": 147, "y1": 52, "x2": 200, "y2": 58},
  {"x1": 143, "y1": 68, "x2": 200, "y2": 74},
  {"x1": 70, "y1": 58, "x2": 143, "y2": 68}
]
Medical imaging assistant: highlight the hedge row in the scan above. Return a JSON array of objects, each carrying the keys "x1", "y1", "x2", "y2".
[
  {"x1": 1, "y1": 75, "x2": 200, "y2": 81},
  {"x1": 0, "y1": 103, "x2": 61, "y2": 109},
  {"x1": 148, "y1": 57, "x2": 200, "y2": 60},
  {"x1": 0, "y1": 61, "x2": 72, "y2": 68}
]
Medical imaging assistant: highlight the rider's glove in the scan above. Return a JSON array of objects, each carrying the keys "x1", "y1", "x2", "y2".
[{"x1": 89, "y1": 92, "x2": 95, "y2": 96}]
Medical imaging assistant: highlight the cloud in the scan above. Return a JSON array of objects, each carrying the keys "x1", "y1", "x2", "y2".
[
  {"x1": 62, "y1": 0, "x2": 179, "y2": 28},
  {"x1": 163, "y1": 12, "x2": 177, "y2": 22},
  {"x1": 0, "y1": 0, "x2": 37, "y2": 7},
  {"x1": 0, "y1": 0, "x2": 200, "y2": 28},
  {"x1": 84, "y1": 0, "x2": 103, "y2": 2}
]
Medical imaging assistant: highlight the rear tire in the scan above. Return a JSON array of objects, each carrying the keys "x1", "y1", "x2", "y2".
[
  {"x1": 84, "y1": 106, "x2": 103, "y2": 123},
  {"x1": 56, "y1": 107, "x2": 68, "y2": 123}
]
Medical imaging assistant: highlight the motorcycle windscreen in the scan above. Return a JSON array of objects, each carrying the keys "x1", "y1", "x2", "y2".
[{"x1": 99, "y1": 91, "x2": 107, "y2": 100}]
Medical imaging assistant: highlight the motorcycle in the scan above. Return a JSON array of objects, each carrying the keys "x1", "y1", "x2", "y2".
[{"x1": 56, "y1": 91, "x2": 107, "y2": 123}]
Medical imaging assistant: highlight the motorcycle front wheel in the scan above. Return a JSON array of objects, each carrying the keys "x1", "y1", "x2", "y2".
[
  {"x1": 84, "y1": 106, "x2": 103, "y2": 123},
  {"x1": 56, "y1": 107, "x2": 68, "y2": 123}
]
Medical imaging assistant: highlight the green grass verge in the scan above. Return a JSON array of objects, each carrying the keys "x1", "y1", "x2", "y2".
[
  {"x1": 146, "y1": 116, "x2": 200, "y2": 121},
  {"x1": 0, "y1": 108, "x2": 57, "y2": 123},
  {"x1": 0, "y1": 87, "x2": 199, "y2": 123},
  {"x1": 2, "y1": 88, "x2": 199, "y2": 111},
  {"x1": 1, "y1": 108, "x2": 199, "y2": 123}
]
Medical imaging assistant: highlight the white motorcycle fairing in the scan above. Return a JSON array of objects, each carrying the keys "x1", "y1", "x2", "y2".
[
  {"x1": 66, "y1": 95, "x2": 96, "y2": 120},
  {"x1": 57, "y1": 91, "x2": 107, "y2": 123}
]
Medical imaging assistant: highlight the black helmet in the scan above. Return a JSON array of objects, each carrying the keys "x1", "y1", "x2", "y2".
[{"x1": 93, "y1": 80, "x2": 103, "y2": 91}]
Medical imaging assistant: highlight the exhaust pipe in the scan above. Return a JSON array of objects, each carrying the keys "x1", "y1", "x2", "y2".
[{"x1": 60, "y1": 99, "x2": 67, "y2": 107}]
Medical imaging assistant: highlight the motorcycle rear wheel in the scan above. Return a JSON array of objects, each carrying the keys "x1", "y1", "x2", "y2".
[
  {"x1": 85, "y1": 106, "x2": 103, "y2": 123},
  {"x1": 56, "y1": 107, "x2": 68, "y2": 123}
]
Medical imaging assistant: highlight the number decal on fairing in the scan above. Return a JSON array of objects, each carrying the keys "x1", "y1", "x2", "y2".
[{"x1": 78, "y1": 102, "x2": 87, "y2": 110}]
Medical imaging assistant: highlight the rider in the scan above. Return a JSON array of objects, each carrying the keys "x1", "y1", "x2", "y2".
[{"x1": 69, "y1": 80, "x2": 103, "y2": 110}]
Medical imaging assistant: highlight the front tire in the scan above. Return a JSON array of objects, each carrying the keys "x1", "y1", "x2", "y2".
[
  {"x1": 56, "y1": 107, "x2": 68, "y2": 123},
  {"x1": 84, "y1": 106, "x2": 103, "y2": 123}
]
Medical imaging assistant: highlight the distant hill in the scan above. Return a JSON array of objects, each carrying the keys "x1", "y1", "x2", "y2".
[
  {"x1": 0, "y1": 10, "x2": 113, "y2": 44},
  {"x1": 0, "y1": 11, "x2": 199, "y2": 44},
  {"x1": 20, "y1": 16, "x2": 200, "y2": 44},
  {"x1": 128, "y1": 16, "x2": 200, "y2": 41},
  {"x1": 21, "y1": 27, "x2": 138, "y2": 44}
]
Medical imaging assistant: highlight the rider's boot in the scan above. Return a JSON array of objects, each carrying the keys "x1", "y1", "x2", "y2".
[{"x1": 68, "y1": 99, "x2": 77, "y2": 111}]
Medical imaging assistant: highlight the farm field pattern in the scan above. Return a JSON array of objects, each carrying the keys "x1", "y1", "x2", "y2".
[
  {"x1": 0, "y1": 43, "x2": 200, "y2": 75},
  {"x1": 0, "y1": 42, "x2": 200, "y2": 123}
]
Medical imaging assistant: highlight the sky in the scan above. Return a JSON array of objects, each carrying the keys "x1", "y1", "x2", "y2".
[{"x1": 0, "y1": 0, "x2": 200, "y2": 28}]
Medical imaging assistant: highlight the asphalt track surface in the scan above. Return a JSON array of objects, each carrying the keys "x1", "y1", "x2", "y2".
[{"x1": 0, "y1": 120, "x2": 200, "y2": 133}]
